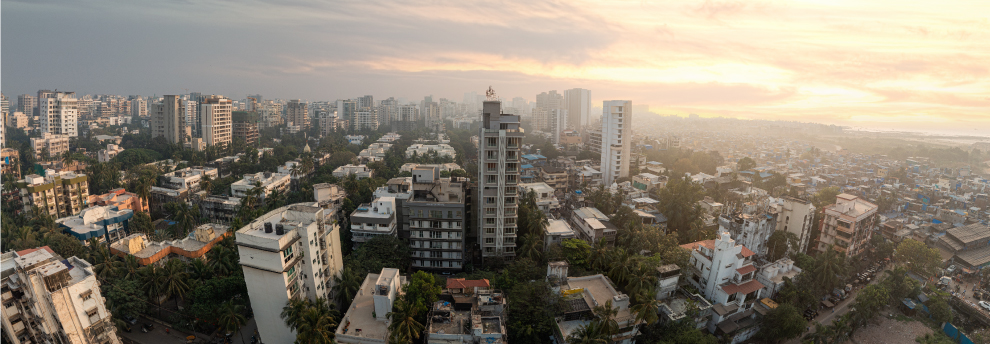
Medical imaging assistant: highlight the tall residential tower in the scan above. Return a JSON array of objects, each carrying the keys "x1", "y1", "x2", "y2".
[
  {"x1": 600, "y1": 100, "x2": 632, "y2": 184},
  {"x1": 477, "y1": 97, "x2": 522, "y2": 262}
]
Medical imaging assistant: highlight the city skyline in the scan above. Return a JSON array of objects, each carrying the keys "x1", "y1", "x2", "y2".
[{"x1": 3, "y1": 0, "x2": 988, "y2": 135}]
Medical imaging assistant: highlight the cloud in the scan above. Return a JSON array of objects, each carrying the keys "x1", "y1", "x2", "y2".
[{"x1": 2, "y1": 0, "x2": 989, "y2": 132}]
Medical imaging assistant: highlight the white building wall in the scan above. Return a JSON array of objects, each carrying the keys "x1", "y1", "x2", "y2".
[{"x1": 600, "y1": 100, "x2": 631, "y2": 183}]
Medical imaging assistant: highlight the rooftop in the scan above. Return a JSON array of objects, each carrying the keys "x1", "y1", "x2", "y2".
[
  {"x1": 545, "y1": 219, "x2": 574, "y2": 235},
  {"x1": 337, "y1": 272, "x2": 399, "y2": 341}
]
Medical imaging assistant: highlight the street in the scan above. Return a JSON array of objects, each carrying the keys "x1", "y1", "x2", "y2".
[
  {"x1": 782, "y1": 266, "x2": 886, "y2": 344},
  {"x1": 118, "y1": 316, "x2": 257, "y2": 344}
]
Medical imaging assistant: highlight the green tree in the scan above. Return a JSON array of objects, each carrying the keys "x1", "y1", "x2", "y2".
[
  {"x1": 926, "y1": 293, "x2": 953, "y2": 324},
  {"x1": 766, "y1": 231, "x2": 798, "y2": 262},
  {"x1": 812, "y1": 246, "x2": 847, "y2": 295},
  {"x1": 333, "y1": 267, "x2": 363, "y2": 310},
  {"x1": 852, "y1": 283, "x2": 890, "y2": 324},
  {"x1": 160, "y1": 259, "x2": 190, "y2": 308},
  {"x1": 387, "y1": 298, "x2": 424, "y2": 343},
  {"x1": 656, "y1": 177, "x2": 706, "y2": 240},
  {"x1": 737, "y1": 157, "x2": 756, "y2": 171},
  {"x1": 217, "y1": 300, "x2": 247, "y2": 343},
  {"x1": 895, "y1": 239, "x2": 941, "y2": 278},
  {"x1": 403, "y1": 271, "x2": 441, "y2": 314},
  {"x1": 755, "y1": 303, "x2": 807, "y2": 344},
  {"x1": 105, "y1": 279, "x2": 148, "y2": 319},
  {"x1": 346, "y1": 235, "x2": 411, "y2": 274}
]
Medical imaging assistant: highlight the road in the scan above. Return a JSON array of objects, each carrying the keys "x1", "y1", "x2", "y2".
[
  {"x1": 782, "y1": 267, "x2": 886, "y2": 344},
  {"x1": 118, "y1": 316, "x2": 257, "y2": 344}
]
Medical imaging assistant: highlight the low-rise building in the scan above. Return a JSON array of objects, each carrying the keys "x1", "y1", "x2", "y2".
[
  {"x1": 230, "y1": 171, "x2": 291, "y2": 199},
  {"x1": 569, "y1": 207, "x2": 617, "y2": 246},
  {"x1": 57, "y1": 205, "x2": 134, "y2": 245},
  {"x1": 333, "y1": 164, "x2": 373, "y2": 180},
  {"x1": 97, "y1": 144, "x2": 124, "y2": 163},
  {"x1": 88, "y1": 188, "x2": 145, "y2": 213},
  {"x1": 816, "y1": 193, "x2": 879, "y2": 257},
  {"x1": 196, "y1": 194, "x2": 242, "y2": 224},
  {"x1": 405, "y1": 143, "x2": 456, "y2": 159},
  {"x1": 544, "y1": 219, "x2": 576, "y2": 249},
  {"x1": 939, "y1": 223, "x2": 990, "y2": 270},
  {"x1": 109, "y1": 223, "x2": 229, "y2": 265},
  {"x1": 656, "y1": 265, "x2": 713, "y2": 329},
  {"x1": 1, "y1": 148, "x2": 19, "y2": 178},
  {"x1": 358, "y1": 143, "x2": 392, "y2": 163},
  {"x1": 400, "y1": 162, "x2": 462, "y2": 173},
  {"x1": 755, "y1": 258, "x2": 802, "y2": 299},
  {"x1": 345, "y1": 135, "x2": 365, "y2": 145},
  {"x1": 350, "y1": 197, "x2": 398, "y2": 247},
  {"x1": 30, "y1": 133, "x2": 70, "y2": 161},
  {"x1": 775, "y1": 196, "x2": 815, "y2": 254},
  {"x1": 681, "y1": 232, "x2": 763, "y2": 342},
  {"x1": 519, "y1": 182, "x2": 560, "y2": 213},
  {"x1": 547, "y1": 262, "x2": 642, "y2": 344},
  {"x1": 336, "y1": 268, "x2": 406, "y2": 344},
  {"x1": 17, "y1": 171, "x2": 89, "y2": 219},
  {"x1": 235, "y1": 203, "x2": 345, "y2": 344},
  {"x1": 540, "y1": 166, "x2": 569, "y2": 191},
  {"x1": 632, "y1": 172, "x2": 667, "y2": 192},
  {"x1": 0, "y1": 247, "x2": 122, "y2": 344},
  {"x1": 428, "y1": 279, "x2": 507, "y2": 344},
  {"x1": 378, "y1": 132, "x2": 401, "y2": 143}
]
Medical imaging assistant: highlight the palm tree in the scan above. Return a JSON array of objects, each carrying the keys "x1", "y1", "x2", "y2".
[
  {"x1": 139, "y1": 265, "x2": 165, "y2": 316},
  {"x1": 188, "y1": 258, "x2": 213, "y2": 286},
  {"x1": 88, "y1": 239, "x2": 119, "y2": 281},
  {"x1": 588, "y1": 239, "x2": 610, "y2": 272},
  {"x1": 217, "y1": 300, "x2": 247, "y2": 344},
  {"x1": 118, "y1": 255, "x2": 142, "y2": 281},
  {"x1": 814, "y1": 246, "x2": 847, "y2": 294},
  {"x1": 387, "y1": 299, "x2": 424, "y2": 343},
  {"x1": 199, "y1": 174, "x2": 214, "y2": 195},
  {"x1": 135, "y1": 176, "x2": 155, "y2": 211},
  {"x1": 9, "y1": 226, "x2": 40, "y2": 251},
  {"x1": 519, "y1": 233, "x2": 544, "y2": 262},
  {"x1": 625, "y1": 264, "x2": 655, "y2": 297},
  {"x1": 172, "y1": 202, "x2": 199, "y2": 237},
  {"x1": 591, "y1": 300, "x2": 619, "y2": 339},
  {"x1": 280, "y1": 298, "x2": 308, "y2": 331},
  {"x1": 333, "y1": 267, "x2": 363, "y2": 309},
  {"x1": 62, "y1": 151, "x2": 74, "y2": 168},
  {"x1": 607, "y1": 248, "x2": 640, "y2": 286},
  {"x1": 207, "y1": 244, "x2": 238, "y2": 277},
  {"x1": 630, "y1": 294, "x2": 660, "y2": 325},
  {"x1": 291, "y1": 298, "x2": 339, "y2": 344},
  {"x1": 160, "y1": 259, "x2": 190, "y2": 309},
  {"x1": 567, "y1": 321, "x2": 609, "y2": 344}
]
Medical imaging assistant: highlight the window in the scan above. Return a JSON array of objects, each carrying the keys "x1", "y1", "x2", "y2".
[
  {"x1": 430, "y1": 231, "x2": 443, "y2": 239},
  {"x1": 485, "y1": 238, "x2": 495, "y2": 244},
  {"x1": 80, "y1": 290, "x2": 93, "y2": 301},
  {"x1": 282, "y1": 246, "x2": 294, "y2": 258},
  {"x1": 447, "y1": 211, "x2": 453, "y2": 219},
  {"x1": 456, "y1": 211, "x2": 462, "y2": 218},
  {"x1": 430, "y1": 210, "x2": 443, "y2": 218},
  {"x1": 485, "y1": 228, "x2": 495, "y2": 234}
]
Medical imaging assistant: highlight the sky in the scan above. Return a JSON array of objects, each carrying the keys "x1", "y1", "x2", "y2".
[{"x1": 3, "y1": 0, "x2": 989, "y2": 135}]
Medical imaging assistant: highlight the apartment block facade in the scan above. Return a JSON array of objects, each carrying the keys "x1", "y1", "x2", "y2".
[
  {"x1": 817, "y1": 194, "x2": 879, "y2": 257},
  {"x1": 600, "y1": 100, "x2": 632, "y2": 183},
  {"x1": 38, "y1": 91, "x2": 78, "y2": 137},
  {"x1": 17, "y1": 172, "x2": 89, "y2": 219},
  {"x1": 406, "y1": 166, "x2": 469, "y2": 271},
  {"x1": 477, "y1": 100, "x2": 522, "y2": 262},
  {"x1": 151, "y1": 95, "x2": 190, "y2": 145},
  {"x1": 199, "y1": 95, "x2": 232, "y2": 148}
]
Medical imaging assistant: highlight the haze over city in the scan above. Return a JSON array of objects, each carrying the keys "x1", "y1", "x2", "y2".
[{"x1": 4, "y1": 0, "x2": 989, "y2": 135}]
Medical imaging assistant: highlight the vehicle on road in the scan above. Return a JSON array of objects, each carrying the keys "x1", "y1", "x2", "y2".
[
  {"x1": 979, "y1": 301, "x2": 990, "y2": 312},
  {"x1": 141, "y1": 323, "x2": 155, "y2": 333}
]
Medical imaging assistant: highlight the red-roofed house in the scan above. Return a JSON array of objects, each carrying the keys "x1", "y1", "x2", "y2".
[
  {"x1": 445, "y1": 278, "x2": 491, "y2": 295},
  {"x1": 683, "y1": 232, "x2": 764, "y2": 341}
]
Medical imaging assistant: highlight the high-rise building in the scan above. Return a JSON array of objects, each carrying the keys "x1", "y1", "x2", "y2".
[
  {"x1": 199, "y1": 95, "x2": 233, "y2": 148},
  {"x1": 130, "y1": 98, "x2": 147, "y2": 118},
  {"x1": 534, "y1": 90, "x2": 564, "y2": 132},
  {"x1": 286, "y1": 100, "x2": 309, "y2": 129},
  {"x1": 422, "y1": 98, "x2": 441, "y2": 132},
  {"x1": 816, "y1": 194, "x2": 879, "y2": 257},
  {"x1": 1, "y1": 247, "x2": 122, "y2": 344},
  {"x1": 478, "y1": 99, "x2": 522, "y2": 262},
  {"x1": 17, "y1": 94, "x2": 36, "y2": 117},
  {"x1": 38, "y1": 91, "x2": 78, "y2": 137},
  {"x1": 357, "y1": 95, "x2": 374, "y2": 110},
  {"x1": 151, "y1": 95, "x2": 190, "y2": 144},
  {"x1": 564, "y1": 88, "x2": 592, "y2": 129},
  {"x1": 600, "y1": 100, "x2": 631, "y2": 183},
  {"x1": 335, "y1": 99, "x2": 357, "y2": 132},
  {"x1": 548, "y1": 108, "x2": 568, "y2": 145},
  {"x1": 405, "y1": 166, "x2": 470, "y2": 271},
  {"x1": 17, "y1": 171, "x2": 89, "y2": 219},
  {"x1": 235, "y1": 202, "x2": 345, "y2": 344},
  {"x1": 392, "y1": 104, "x2": 418, "y2": 132},
  {"x1": 776, "y1": 196, "x2": 816, "y2": 254}
]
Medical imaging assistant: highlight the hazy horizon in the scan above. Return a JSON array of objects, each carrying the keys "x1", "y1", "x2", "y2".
[{"x1": 3, "y1": 0, "x2": 988, "y2": 136}]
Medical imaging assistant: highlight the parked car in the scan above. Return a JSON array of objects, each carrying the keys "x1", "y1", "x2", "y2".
[
  {"x1": 123, "y1": 315, "x2": 138, "y2": 325},
  {"x1": 142, "y1": 323, "x2": 155, "y2": 333},
  {"x1": 978, "y1": 301, "x2": 990, "y2": 312}
]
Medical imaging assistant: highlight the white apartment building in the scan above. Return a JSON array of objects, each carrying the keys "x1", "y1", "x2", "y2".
[
  {"x1": 564, "y1": 88, "x2": 591, "y2": 129},
  {"x1": 230, "y1": 172, "x2": 291, "y2": 199},
  {"x1": 336, "y1": 268, "x2": 406, "y2": 344},
  {"x1": 152, "y1": 95, "x2": 190, "y2": 145},
  {"x1": 129, "y1": 98, "x2": 147, "y2": 118},
  {"x1": 548, "y1": 263, "x2": 642, "y2": 344},
  {"x1": 570, "y1": 207, "x2": 617, "y2": 246},
  {"x1": 519, "y1": 182, "x2": 560, "y2": 212},
  {"x1": 332, "y1": 164, "x2": 373, "y2": 180},
  {"x1": 682, "y1": 232, "x2": 764, "y2": 340},
  {"x1": 199, "y1": 95, "x2": 232, "y2": 148},
  {"x1": 38, "y1": 91, "x2": 78, "y2": 137},
  {"x1": 477, "y1": 99, "x2": 523, "y2": 261},
  {"x1": 358, "y1": 143, "x2": 392, "y2": 163},
  {"x1": 755, "y1": 258, "x2": 802, "y2": 299},
  {"x1": 97, "y1": 144, "x2": 124, "y2": 163},
  {"x1": 1, "y1": 247, "x2": 121, "y2": 344},
  {"x1": 30, "y1": 133, "x2": 70, "y2": 161},
  {"x1": 544, "y1": 219, "x2": 575, "y2": 250},
  {"x1": 235, "y1": 203, "x2": 345, "y2": 344},
  {"x1": 349, "y1": 197, "x2": 398, "y2": 247},
  {"x1": 548, "y1": 108, "x2": 568, "y2": 145},
  {"x1": 354, "y1": 110, "x2": 378, "y2": 131},
  {"x1": 775, "y1": 196, "x2": 816, "y2": 254},
  {"x1": 600, "y1": 100, "x2": 632, "y2": 183},
  {"x1": 405, "y1": 143, "x2": 456, "y2": 159}
]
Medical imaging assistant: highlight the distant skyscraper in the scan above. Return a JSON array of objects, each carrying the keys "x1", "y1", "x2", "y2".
[
  {"x1": 130, "y1": 98, "x2": 147, "y2": 118},
  {"x1": 358, "y1": 95, "x2": 374, "y2": 110},
  {"x1": 287, "y1": 100, "x2": 309, "y2": 129},
  {"x1": 600, "y1": 100, "x2": 632, "y2": 183},
  {"x1": 200, "y1": 95, "x2": 233, "y2": 148},
  {"x1": 549, "y1": 108, "x2": 568, "y2": 145},
  {"x1": 421, "y1": 96, "x2": 441, "y2": 132},
  {"x1": 17, "y1": 94, "x2": 36, "y2": 117},
  {"x1": 38, "y1": 91, "x2": 78, "y2": 137},
  {"x1": 152, "y1": 95, "x2": 190, "y2": 144},
  {"x1": 564, "y1": 88, "x2": 591, "y2": 130},
  {"x1": 534, "y1": 91, "x2": 564, "y2": 132},
  {"x1": 478, "y1": 98, "x2": 522, "y2": 262}
]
